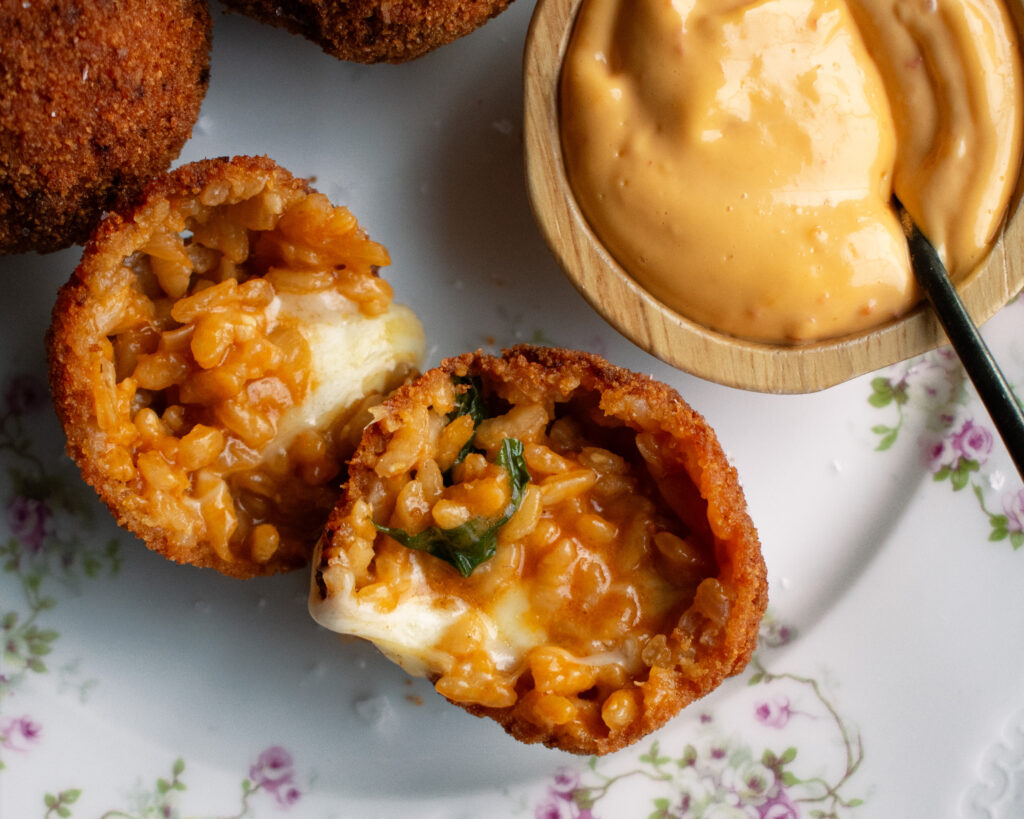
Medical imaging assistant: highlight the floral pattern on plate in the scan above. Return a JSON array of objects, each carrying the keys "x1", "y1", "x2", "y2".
[
  {"x1": 0, "y1": 362, "x2": 868, "y2": 818},
  {"x1": 3, "y1": 0, "x2": 1024, "y2": 811},
  {"x1": 529, "y1": 619, "x2": 865, "y2": 819},
  {"x1": 867, "y1": 294, "x2": 1024, "y2": 550}
]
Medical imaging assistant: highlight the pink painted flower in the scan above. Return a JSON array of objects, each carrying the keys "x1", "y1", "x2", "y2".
[
  {"x1": 536, "y1": 768, "x2": 595, "y2": 818},
  {"x1": 535, "y1": 799, "x2": 570, "y2": 819},
  {"x1": 550, "y1": 767, "x2": 581, "y2": 798},
  {"x1": 904, "y1": 351, "x2": 961, "y2": 409},
  {"x1": 275, "y1": 784, "x2": 301, "y2": 808},
  {"x1": 249, "y1": 745, "x2": 301, "y2": 806},
  {"x1": 758, "y1": 621, "x2": 795, "y2": 649},
  {"x1": 759, "y1": 795, "x2": 799, "y2": 819},
  {"x1": 755, "y1": 697, "x2": 792, "y2": 729},
  {"x1": 250, "y1": 746, "x2": 293, "y2": 784},
  {"x1": 952, "y1": 419, "x2": 993, "y2": 464},
  {"x1": 1, "y1": 715, "x2": 42, "y2": 751},
  {"x1": 1003, "y1": 489, "x2": 1024, "y2": 533},
  {"x1": 921, "y1": 431, "x2": 956, "y2": 473},
  {"x1": 6, "y1": 496, "x2": 51, "y2": 553}
]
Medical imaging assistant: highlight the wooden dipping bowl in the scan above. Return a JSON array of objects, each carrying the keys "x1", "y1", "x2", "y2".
[{"x1": 522, "y1": 0, "x2": 1024, "y2": 394}]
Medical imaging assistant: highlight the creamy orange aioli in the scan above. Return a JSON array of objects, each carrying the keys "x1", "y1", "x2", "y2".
[{"x1": 560, "y1": 0, "x2": 1023, "y2": 342}]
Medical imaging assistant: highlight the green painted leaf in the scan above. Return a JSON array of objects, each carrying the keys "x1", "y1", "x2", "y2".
[
  {"x1": 640, "y1": 741, "x2": 661, "y2": 764},
  {"x1": 849, "y1": 798, "x2": 865, "y2": 807},
  {"x1": 2, "y1": 611, "x2": 17, "y2": 629},
  {"x1": 991, "y1": 527, "x2": 1008, "y2": 542},
  {"x1": 780, "y1": 746, "x2": 797, "y2": 763},
  {"x1": 1012, "y1": 531, "x2": 1024, "y2": 550},
  {"x1": 376, "y1": 437, "x2": 529, "y2": 577},
  {"x1": 63, "y1": 790, "x2": 81, "y2": 803},
  {"x1": 26, "y1": 657, "x2": 47, "y2": 673},
  {"x1": 173, "y1": 757, "x2": 186, "y2": 775},
  {"x1": 679, "y1": 743, "x2": 697, "y2": 766},
  {"x1": 951, "y1": 467, "x2": 969, "y2": 491},
  {"x1": 157, "y1": 778, "x2": 171, "y2": 794},
  {"x1": 747, "y1": 672, "x2": 764, "y2": 685},
  {"x1": 57, "y1": 807, "x2": 71, "y2": 818},
  {"x1": 875, "y1": 430, "x2": 898, "y2": 451},
  {"x1": 44, "y1": 794, "x2": 57, "y2": 809},
  {"x1": 869, "y1": 377, "x2": 893, "y2": 404},
  {"x1": 781, "y1": 771, "x2": 800, "y2": 786},
  {"x1": 573, "y1": 789, "x2": 596, "y2": 810}
]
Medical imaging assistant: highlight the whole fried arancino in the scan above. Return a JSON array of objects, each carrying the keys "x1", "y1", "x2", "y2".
[
  {"x1": 311, "y1": 346, "x2": 768, "y2": 754},
  {"x1": 0, "y1": 0, "x2": 211, "y2": 254},
  {"x1": 222, "y1": 0, "x2": 513, "y2": 64},
  {"x1": 47, "y1": 156, "x2": 425, "y2": 578}
]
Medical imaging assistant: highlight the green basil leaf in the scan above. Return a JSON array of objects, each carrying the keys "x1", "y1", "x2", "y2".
[
  {"x1": 375, "y1": 437, "x2": 529, "y2": 577},
  {"x1": 496, "y1": 436, "x2": 529, "y2": 506},
  {"x1": 448, "y1": 375, "x2": 486, "y2": 466},
  {"x1": 449, "y1": 375, "x2": 486, "y2": 425}
]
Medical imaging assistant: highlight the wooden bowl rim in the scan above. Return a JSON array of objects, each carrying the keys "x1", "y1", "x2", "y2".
[{"x1": 522, "y1": 0, "x2": 1024, "y2": 393}]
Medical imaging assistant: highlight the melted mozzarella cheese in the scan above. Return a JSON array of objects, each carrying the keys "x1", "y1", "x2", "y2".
[
  {"x1": 310, "y1": 559, "x2": 468, "y2": 677},
  {"x1": 310, "y1": 559, "x2": 614, "y2": 681},
  {"x1": 265, "y1": 291, "x2": 425, "y2": 460},
  {"x1": 310, "y1": 562, "x2": 642, "y2": 682}
]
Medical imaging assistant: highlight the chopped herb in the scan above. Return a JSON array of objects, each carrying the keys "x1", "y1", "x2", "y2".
[
  {"x1": 450, "y1": 375, "x2": 486, "y2": 425},
  {"x1": 375, "y1": 437, "x2": 530, "y2": 577},
  {"x1": 448, "y1": 375, "x2": 486, "y2": 466}
]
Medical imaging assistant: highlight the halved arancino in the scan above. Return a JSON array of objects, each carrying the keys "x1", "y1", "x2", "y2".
[
  {"x1": 47, "y1": 156, "x2": 425, "y2": 578},
  {"x1": 311, "y1": 346, "x2": 767, "y2": 754}
]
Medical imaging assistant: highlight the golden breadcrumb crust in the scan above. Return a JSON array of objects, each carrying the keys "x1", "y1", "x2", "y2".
[
  {"x1": 0, "y1": 0, "x2": 211, "y2": 254},
  {"x1": 48, "y1": 157, "x2": 313, "y2": 577},
  {"x1": 223, "y1": 0, "x2": 513, "y2": 63},
  {"x1": 316, "y1": 345, "x2": 768, "y2": 754}
]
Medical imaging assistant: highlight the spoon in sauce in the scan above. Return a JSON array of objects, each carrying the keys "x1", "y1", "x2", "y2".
[
  {"x1": 523, "y1": 0, "x2": 1024, "y2": 394},
  {"x1": 894, "y1": 197, "x2": 1024, "y2": 480}
]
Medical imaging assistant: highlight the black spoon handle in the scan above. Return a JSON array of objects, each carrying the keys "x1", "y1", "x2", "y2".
[{"x1": 897, "y1": 201, "x2": 1024, "y2": 480}]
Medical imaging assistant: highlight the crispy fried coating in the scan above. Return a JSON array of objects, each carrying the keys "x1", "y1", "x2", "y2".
[
  {"x1": 312, "y1": 346, "x2": 768, "y2": 754},
  {"x1": 48, "y1": 155, "x2": 425, "y2": 577},
  {"x1": 0, "y1": 0, "x2": 211, "y2": 255},
  {"x1": 222, "y1": 0, "x2": 513, "y2": 64}
]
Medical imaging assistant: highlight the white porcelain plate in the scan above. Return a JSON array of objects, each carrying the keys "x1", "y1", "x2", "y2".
[{"x1": 3, "y1": 3, "x2": 1024, "y2": 816}]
